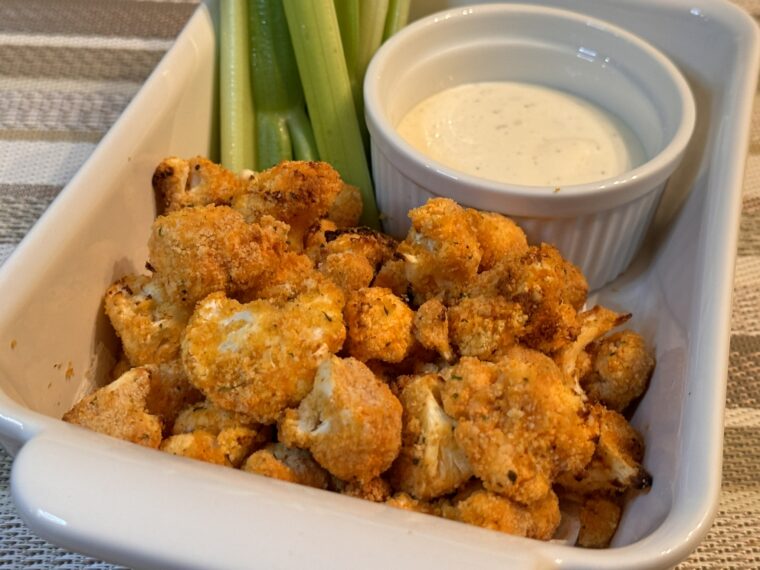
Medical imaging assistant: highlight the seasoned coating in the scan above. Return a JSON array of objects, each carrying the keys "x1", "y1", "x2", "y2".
[
  {"x1": 241, "y1": 251, "x2": 317, "y2": 303},
  {"x1": 412, "y1": 298, "x2": 453, "y2": 361},
  {"x1": 448, "y1": 296, "x2": 526, "y2": 360},
  {"x1": 152, "y1": 156, "x2": 247, "y2": 213},
  {"x1": 327, "y1": 184, "x2": 363, "y2": 228},
  {"x1": 145, "y1": 360, "x2": 203, "y2": 428},
  {"x1": 582, "y1": 331, "x2": 655, "y2": 412},
  {"x1": 576, "y1": 495, "x2": 623, "y2": 548},
  {"x1": 104, "y1": 274, "x2": 191, "y2": 366},
  {"x1": 160, "y1": 428, "x2": 264, "y2": 467},
  {"x1": 278, "y1": 355, "x2": 402, "y2": 482},
  {"x1": 242, "y1": 443, "x2": 330, "y2": 489},
  {"x1": 440, "y1": 348, "x2": 597, "y2": 504},
  {"x1": 557, "y1": 405, "x2": 651, "y2": 497},
  {"x1": 232, "y1": 161, "x2": 343, "y2": 248},
  {"x1": 386, "y1": 492, "x2": 441, "y2": 516},
  {"x1": 388, "y1": 373, "x2": 472, "y2": 500},
  {"x1": 467, "y1": 209, "x2": 529, "y2": 271},
  {"x1": 344, "y1": 287, "x2": 415, "y2": 363},
  {"x1": 181, "y1": 280, "x2": 345, "y2": 423},
  {"x1": 373, "y1": 257, "x2": 410, "y2": 300},
  {"x1": 172, "y1": 399, "x2": 262, "y2": 435},
  {"x1": 303, "y1": 219, "x2": 338, "y2": 261},
  {"x1": 332, "y1": 477, "x2": 392, "y2": 502},
  {"x1": 398, "y1": 198, "x2": 482, "y2": 303},
  {"x1": 442, "y1": 483, "x2": 561, "y2": 540},
  {"x1": 63, "y1": 367, "x2": 162, "y2": 448},
  {"x1": 148, "y1": 205, "x2": 288, "y2": 306},
  {"x1": 554, "y1": 306, "x2": 631, "y2": 388}
]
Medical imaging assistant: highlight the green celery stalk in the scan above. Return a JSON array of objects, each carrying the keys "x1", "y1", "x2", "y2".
[
  {"x1": 383, "y1": 0, "x2": 411, "y2": 41},
  {"x1": 248, "y1": 0, "x2": 318, "y2": 169},
  {"x1": 220, "y1": 0, "x2": 255, "y2": 172},
  {"x1": 282, "y1": 0, "x2": 380, "y2": 228}
]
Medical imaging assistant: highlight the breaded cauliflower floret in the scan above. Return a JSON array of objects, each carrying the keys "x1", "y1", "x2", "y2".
[
  {"x1": 160, "y1": 428, "x2": 265, "y2": 468},
  {"x1": 582, "y1": 331, "x2": 655, "y2": 412},
  {"x1": 232, "y1": 161, "x2": 343, "y2": 249},
  {"x1": 448, "y1": 296, "x2": 526, "y2": 360},
  {"x1": 372, "y1": 257, "x2": 410, "y2": 299},
  {"x1": 104, "y1": 274, "x2": 191, "y2": 366},
  {"x1": 172, "y1": 399, "x2": 262, "y2": 435},
  {"x1": 413, "y1": 298, "x2": 453, "y2": 361},
  {"x1": 63, "y1": 367, "x2": 162, "y2": 448},
  {"x1": 152, "y1": 156, "x2": 247, "y2": 213},
  {"x1": 181, "y1": 279, "x2": 345, "y2": 423},
  {"x1": 145, "y1": 360, "x2": 203, "y2": 428},
  {"x1": 148, "y1": 205, "x2": 288, "y2": 307},
  {"x1": 440, "y1": 348, "x2": 597, "y2": 504},
  {"x1": 344, "y1": 287, "x2": 415, "y2": 363},
  {"x1": 331, "y1": 476, "x2": 392, "y2": 502},
  {"x1": 466, "y1": 209, "x2": 529, "y2": 271},
  {"x1": 441, "y1": 483, "x2": 561, "y2": 540},
  {"x1": 278, "y1": 355, "x2": 402, "y2": 482},
  {"x1": 576, "y1": 495, "x2": 623, "y2": 548},
  {"x1": 241, "y1": 251, "x2": 316, "y2": 303},
  {"x1": 242, "y1": 443, "x2": 330, "y2": 489},
  {"x1": 388, "y1": 373, "x2": 472, "y2": 500},
  {"x1": 327, "y1": 184, "x2": 363, "y2": 228},
  {"x1": 386, "y1": 492, "x2": 441, "y2": 516},
  {"x1": 398, "y1": 198, "x2": 482, "y2": 303},
  {"x1": 557, "y1": 405, "x2": 651, "y2": 497}
]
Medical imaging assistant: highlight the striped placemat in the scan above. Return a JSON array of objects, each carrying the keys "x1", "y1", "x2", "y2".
[{"x1": 0, "y1": 1, "x2": 757, "y2": 568}]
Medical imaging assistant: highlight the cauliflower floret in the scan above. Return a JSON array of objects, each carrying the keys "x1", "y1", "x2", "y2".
[
  {"x1": 242, "y1": 443, "x2": 330, "y2": 489},
  {"x1": 397, "y1": 198, "x2": 482, "y2": 303},
  {"x1": 557, "y1": 405, "x2": 652, "y2": 497},
  {"x1": 148, "y1": 205, "x2": 288, "y2": 307},
  {"x1": 466, "y1": 209, "x2": 529, "y2": 271},
  {"x1": 172, "y1": 399, "x2": 263, "y2": 435},
  {"x1": 331, "y1": 476, "x2": 392, "y2": 502},
  {"x1": 232, "y1": 160, "x2": 343, "y2": 249},
  {"x1": 145, "y1": 360, "x2": 203, "y2": 428},
  {"x1": 448, "y1": 296, "x2": 526, "y2": 360},
  {"x1": 278, "y1": 355, "x2": 402, "y2": 482},
  {"x1": 152, "y1": 156, "x2": 247, "y2": 213},
  {"x1": 160, "y1": 428, "x2": 264, "y2": 467},
  {"x1": 241, "y1": 251, "x2": 317, "y2": 303},
  {"x1": 327, "y1": 184, "x2": 363, "y2": 228},
  {"x1": 441, "y1": 483, "x2": 561, "y2": 541},
  {"x1": 412, "y1": 298, "x2": 453, "y2": 361},
  {"x1": 581, "y1": 331, "x2": 655, "y2": 412},
  {"x1": 344, "y1": 287, "x2": 415, "y2": 363},
  {"x1": 372, "y1": 257, "x2": 410, "y2": 299},
  {"x1": 576, "y1": 495, "x2": 623, "y2": 548},
  {"x1": 387, "y1": 373, "x2": 472, "y2": 500},
  {"x1": 386, "y1": 492, "x2": 441, "y2": 516},
  {"x1": 104, "y1": 274, "x2": 191, "y2": 366},
  {"x1": 63, "y1": 367, "x2": 162, "y2": 448},
  {"x1": 181, "y1": 279, "x2": 345, "y2": 423},
  {"x1": 440, "y1": 348, "x2": 597, "y2": 504}
]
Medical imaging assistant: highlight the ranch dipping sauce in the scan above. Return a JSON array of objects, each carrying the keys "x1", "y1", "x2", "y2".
[{"x1": 396, "y1": 81, "x2": 646, "y2": 187}]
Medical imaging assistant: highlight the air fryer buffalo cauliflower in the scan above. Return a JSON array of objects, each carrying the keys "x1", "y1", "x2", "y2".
[
  {"x1": 181, "y1": 276, "x2": 345, "y2": 423},
  {"x1": 67, "y1": 158, "x2": 658, "y2": 548},
  {"x1": 278, "y1": 355, "x2": 402, "y2": 482}
]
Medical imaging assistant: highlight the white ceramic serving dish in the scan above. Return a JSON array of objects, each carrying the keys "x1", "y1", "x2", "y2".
[
  {"x1": 0, "y1": 1, "x2": 756, "y2": 569},
  {"x1": 365, "y1": 3, "x2": 696, "y2": 290}
]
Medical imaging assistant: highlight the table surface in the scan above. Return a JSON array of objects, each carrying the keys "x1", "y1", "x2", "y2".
[{"x1": 0, "y1": 1, "x2": 758, "y2": 568}]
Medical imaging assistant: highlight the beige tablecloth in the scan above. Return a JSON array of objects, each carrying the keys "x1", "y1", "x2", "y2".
[{"x1": 0, "y1": 1, "x2": 758, "y2": 568}]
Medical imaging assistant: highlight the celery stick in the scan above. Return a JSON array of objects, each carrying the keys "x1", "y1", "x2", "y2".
[
  {"x1": 248, "y1": 0, "x2": 318, "y2": 169},
  {"x1": 283, "y1": 0, "x2": 380, "y2": 228},
  {"x1": 334, "y1": 0, "x2": 361, "y2": 122},
  {"x1": 383, "y1": 0, "x2": 411, "y2": 41},
  {"x1": 220, "y1": 0, "x2": 255, "y2": 172}
]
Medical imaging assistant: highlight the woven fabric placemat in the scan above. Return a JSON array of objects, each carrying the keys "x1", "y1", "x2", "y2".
[{"x1": 0, "y1": 1, "x2": 758, "y2": 568}]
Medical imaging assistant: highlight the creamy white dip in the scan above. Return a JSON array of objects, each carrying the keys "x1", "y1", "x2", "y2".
[{"x1": 396, "y1": 81, "x2": 645, "y2": 187}]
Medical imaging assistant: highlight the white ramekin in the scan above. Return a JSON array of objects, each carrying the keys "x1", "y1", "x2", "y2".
[{"x1": 364, "y1": 3, "x2": 696, "y2": 290}]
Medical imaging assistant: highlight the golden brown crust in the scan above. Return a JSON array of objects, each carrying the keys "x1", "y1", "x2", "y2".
[
  {"x1": 242, "y1": 443, "x2": 330, "y2": 489},
  {"x1": 332, "y1": 476, "x2": 392, "y2": 502},
  {"x1": 448, "y1": 296, "x2": 526, "y2": 360},
  {"x1": 412, "y1": 298, "x2": 453, "y2": 361},
  {"x1": 576, "y1": 495, "x2": 623, "y2": 548},
  {"x1": 145, "y1": 360, "x2": 203, "y2": 429},
  {"x1": 327, "y1": 184, "x2": 363, "y2": 228},
  {"x1": 467, "y1": 209, "x2": 529, "y2": 271}
]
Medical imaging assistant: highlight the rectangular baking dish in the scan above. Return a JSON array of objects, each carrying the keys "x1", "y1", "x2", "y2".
[{"x1": 0, "y1": 1, "x2": 756, "y2": 568}]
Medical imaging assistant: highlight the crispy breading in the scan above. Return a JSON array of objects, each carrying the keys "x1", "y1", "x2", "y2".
[
  {"x1": 582, "y1": 331, "x2": 655, "y2": 412},
  {"x1": 441, "y1": 483, "x2": 560, "y2": 540},
  {"x1": 152, "y1": 156, "x2": 247, "y2": 213},
  {"x1": 327, "y1": 184, "x2": 363, "y2": 228},
  {"x1": 398, "y1": 198, "x2": 482, "y2": 303},
  {"x1": 63, "y1": 367, "x2": 162, "y2": 448},
  {"x1": 232, "y1": 161, "x2": 343, "y2": 248},
  {"x1": 467, "y1": 209, "x2": 529, "y2": 271},
  {"x1": 448, "y1": 296, "x2": 526, "y2": 360},
  {"x1": 278, "y1": 355, "x2": 402, "y2": 483},
  {"x1": 241, "y1": 251, "x2": 317, "y2": 303},
  {"x1": 372, "y1": 257, "x2": 410, "y2": 299},
  {"x1": 344, "y1": 287, "x2": 415, "y2": 363},
  {"x1": 104, "y1": 274, "x2": 191, "y2": 366},
  {"x1": 576, "y1": 495, "x2": 623, "y2": 548},
  {"x1": 332, "y1": 476, "x2": 392, "y2": 502},
  {"x1": 161, "y1": 429, "x2": 264, "y2": 467},
  {"x1": 386, "y1": 492, "x2": 441, "y2": 516},
  {"x1": 387, "y1": 373, "x2": 472, "y2": 500},
  {"x1": 440, "y1": 348, "x2": 597, "y2": 504},
  {"x1": 148, "y1": 205, "x2": 288, "y2": 307},
  {"x1": 145, "y1": 360, "x2": 203, "y2": 428},
  {"x1": 557, "y1": 405, "x2": 651, "y2": 497},
  {"x1": 172, "y1": 399, "x2": 262, "y2": 435},
  {"x1": 181, "y1": 280, "x2": 345, "y2": 423},
  {"x1": 304, "y1": 219, "x2": 338, "y2": 261},
  {"x1": 412, "y1": 298, "x2": 453, "y2": 361},
  {"x1": 242, "y1": 443, "x2": 330, "y2": 489}
]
